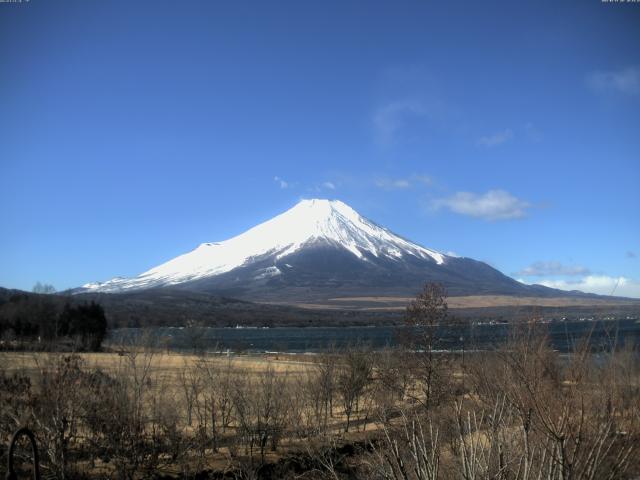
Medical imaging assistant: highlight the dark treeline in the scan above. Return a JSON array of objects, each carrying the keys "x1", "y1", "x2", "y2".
[
  {"x1": 2, "y1": 286, "x2": 639, "y2": 332},
  {"x1": 0, "y1": 292, "x2": 107, "y2": 351}
]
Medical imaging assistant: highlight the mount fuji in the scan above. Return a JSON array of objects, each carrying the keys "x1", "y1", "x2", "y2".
[{"x1": 76, "y1": 199, "x2": 573, "y2": 302}]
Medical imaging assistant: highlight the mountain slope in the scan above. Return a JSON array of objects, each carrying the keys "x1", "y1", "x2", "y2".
[
  {"x1": 77, "y1": 199, "x2": 588, "y2": 301},
  {"x1": 81, "y1": 199, "x2": 446, "y2": 293}
]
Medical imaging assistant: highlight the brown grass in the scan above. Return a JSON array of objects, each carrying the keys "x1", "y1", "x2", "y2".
[
  {"x1": 288, "y1": 294, "x2": 640, "y2": 310},
  {"x1": 0, "y1": 351, "x2": 315, "y2": 377}
]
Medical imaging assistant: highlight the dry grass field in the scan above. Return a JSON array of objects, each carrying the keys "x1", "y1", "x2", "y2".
[
  {"x1": 271, "y1": 294, "x2": 640, "y2": 311},
  {"x1": 0, "y1": 349, "x2": 387, "y2": 477},
  {"x1": 1, "y1": 330, "x2": 639, "y2": 479},
  {"x1": 0, "y1": 351, "x2": 316, "y2": 377}
]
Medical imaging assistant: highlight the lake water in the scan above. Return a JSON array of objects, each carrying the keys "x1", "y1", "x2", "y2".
[{"x1": 108, "y1": 318, "x2": 640, "y2": 353}]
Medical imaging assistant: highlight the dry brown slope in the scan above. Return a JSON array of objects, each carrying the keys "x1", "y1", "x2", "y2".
[{"x1": 272, "y1": 295, "x2": 640, "y2": 311}]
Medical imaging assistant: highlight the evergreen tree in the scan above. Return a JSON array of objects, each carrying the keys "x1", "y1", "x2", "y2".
[{"x1": 66, "y1": 302, "x2": 108, "y2": 351}]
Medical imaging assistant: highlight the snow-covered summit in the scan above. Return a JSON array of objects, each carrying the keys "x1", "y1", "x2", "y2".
[{"x1": 80, "y1": 199, "x2": 448, "y2": 293}]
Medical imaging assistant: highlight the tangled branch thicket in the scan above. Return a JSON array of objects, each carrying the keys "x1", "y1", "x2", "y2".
[
  {"x1": 369, "y1": 325, "x2": 639, "y2": 480},
  {"x1": 0, "y1": 322, "x2": 638, "y2": 478}
]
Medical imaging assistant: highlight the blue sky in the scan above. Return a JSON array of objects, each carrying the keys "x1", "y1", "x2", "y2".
[{"x1": 1, "y1": 0, "x2": 639, "y2": 297}]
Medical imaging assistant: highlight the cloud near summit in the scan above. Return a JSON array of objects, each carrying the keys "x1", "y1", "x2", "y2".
[
  {"x1": 516, "y1": 261, "x2": 591, "y2": 277},
  {"x1": 375, "y1": 174, "x2": 432, "y2": 190},
  {"x1": 274, "y1": 176, "x2": 289, "y2": 189},
  {"x1": 432, "y1": 189, "x2": 531, "y2": 221},
  {"x1": 523, "y1": 275, "x2": 640, "y2": 299}
]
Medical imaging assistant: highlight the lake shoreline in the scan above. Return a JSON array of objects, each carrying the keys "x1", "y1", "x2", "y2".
[{"x1": 107, "y1": 317, "x2": 640, "y2": 354}]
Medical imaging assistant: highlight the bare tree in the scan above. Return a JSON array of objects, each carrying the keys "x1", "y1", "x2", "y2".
[
  {"x1": 255, "y1": 365, "x2": 289, "y2": 461},
  {"x1": 337, "y1": 349, "x2": 372, "y2": 433},
  {"x1": 404, "y1": 283, "x2": 451, "y2": 410},
  {"x1": 196, "y1": 353, "x2": 237, "y2": 452},
  {"x1": 374, "y1": 347, "x2": 413, "y2": 420},
  {"x1": 31, "y1": 355, "x2": 86, "y2": 479},
  {"x1": 32, "y1": 282, "x2": 56, "y2": 294},
  {"x1": 370, "y1": 409, "x2": 440, "y2": 480},
  {"x1": 178, "y1": 359, "x2": 202, "y2": 426},
  {"x1": 318, "y1": 351, "x2": 338, "y2": 424},
  {"x1": 465, "y1": 323, "x2": 639, "y2": 480},
  {"x1": 82, "y1": 338, "x2": 159, "y2": 479}
]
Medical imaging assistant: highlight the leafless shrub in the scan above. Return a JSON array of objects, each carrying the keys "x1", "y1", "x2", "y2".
[
  {"x1": 230, "y1": 365, "x2": 289, "y2": 465},
  {"x1": 374, "y1": 347, "x2": 413, "y2": 421},
  {"x1": 0, "y1": 367, "x2": 33, "y2": 443},
  {"x1": 195, "y1": 353, "x2": 236, "y2": 453},
  {"x1": 368, "y1": 409, "x2": 440, "y2": 480},
  {"x1": 178, "y1": 358, "x2": 202, "y2": 427},
  {"x1": 31, "y1": 354, "x2": 87, "y2": 479},
  {"x1": 318, "y1": 351, "x2": 338, "y2": 423},
  {"x1": 337, "y1": 349, "x2": 372, "y2": 433},
  {"x1": 461, "y1": 322, "x2": 639, "y2": 480},
  {"x1": 303, "y1": 436, "x2": 349, "y2": 480}
]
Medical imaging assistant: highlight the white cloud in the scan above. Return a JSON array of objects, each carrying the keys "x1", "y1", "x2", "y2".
[
  {"x1": 516, "y1": 261, "x2": 591, "y2": 277},
  {"x1": 478, "y1": 129, "x2": 513, "y2": 147},
  {"x1": 587, "y1": 66, "x2": 640, "y2": 96},
  {"x1": 375, "y1": 178, "x2": 411, "y2": 190},
  {"x1": 309, "y1": 181, "x2": 337, "y2": 192},
  {"x1": 413, "y1": 175, "x2": 433, "y2": 186},
  {"x1": 373, "y1": 100, "x2": 427, "y2": 145},
  {"x1": 523, "y1": 275, "x2": 640, "y2": 299},
  {"x1": 375, "y1": 174, "x2": 433, "y2": 190},
  {"x1": 433, "y1": 189, "x2": 531, "y2": 221},
  {"x1": 274, "y1": 176, "x2": 288, "y2": 189}
]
